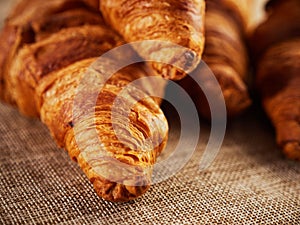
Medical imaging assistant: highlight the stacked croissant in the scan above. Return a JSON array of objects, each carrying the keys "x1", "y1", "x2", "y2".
[{"x1": 0, "y1": 0, "x2": 299, "y2": 202}]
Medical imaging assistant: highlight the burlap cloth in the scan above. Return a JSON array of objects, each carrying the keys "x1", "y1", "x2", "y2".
[{"x1": 0, "y1": 1, "x2": 299, "y2": 224}]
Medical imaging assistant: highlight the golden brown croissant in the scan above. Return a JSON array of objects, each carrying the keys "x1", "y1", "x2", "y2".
[
  {"x1": 0, "y1": 0, "x2": 168, "y2": 202},
  {"x1": 0, "y1": 0, "x2": 100, "y2": 104},
  {"x1": 6, "y1": 0, "x2": 99, "y2": 25},
  {"x1": 99, "y1": 0, "x2": 206, "y2": 80},
  {"x1": 251, "y1": 0, "x2": 300, "y2": 160},
  {"x1": 250, "y1": 0, "x2": 300, "y2": 59},
  {"x1": 178, "y1": 0, "x2": 252, "y2": 118}
]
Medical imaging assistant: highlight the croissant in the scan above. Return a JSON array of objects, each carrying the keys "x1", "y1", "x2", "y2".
[
  {"x1": 250, "y1": 0, "x2": 300, "y2": 59},
  {"x1": 99, "y1": 0, "x2": 206, "y2": 80},
  {"x1": 0, "y1": 0, "x2": 101, "y2": 105},
  {"x1": 0, "y1": 0, "x2": 168, "y2": 202},
  {"x1": 251, "y1": 0, "x2": 300, "y2": 160},
  {"x1": 178, "y1": 0, "x2": 252, "y2": 118}
]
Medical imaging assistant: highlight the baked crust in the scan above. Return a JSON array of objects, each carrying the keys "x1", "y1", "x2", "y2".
[{"x1": 100, "y1": 0, "x2": 206, "y2": 80}]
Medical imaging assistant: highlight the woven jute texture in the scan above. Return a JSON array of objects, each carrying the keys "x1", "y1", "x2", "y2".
[
  {"x1": 1, "y1": 102, "x2": 300, "y2": 224},
  {"x1": 0, "y1": 0, "x2": 300, "y2": 224}
]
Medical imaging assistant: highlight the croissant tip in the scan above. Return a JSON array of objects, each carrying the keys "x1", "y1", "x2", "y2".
[
  {"x1": 93, "y1": 177, "x2": 150, "y2": 202},
  {"x1": 224, "y1": 91, "x2": 252, "y2": 117},
  {"x1": 283, "y1": 142, "x2": 300, "y2": 161}
]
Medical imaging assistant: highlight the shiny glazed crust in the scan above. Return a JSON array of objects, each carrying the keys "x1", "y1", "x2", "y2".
[
  {"x1": 178, "y1": 0, "x2": 252, "y2": 118},
  {"x1": 256, "y1": 39, "x2": 300, "y2": 160},
  {"x1": 39, "y1": 59, "x2": 168, "y2": 202},
  {"x1": 100, "y1": 0, "x2": 206, "y2": 80},
  {"x1": 253, "y1": 0, "x2": 300, "y2": 160},
  {"x1": 0, "y1": 0, "x2": 168, "y2": 201}
]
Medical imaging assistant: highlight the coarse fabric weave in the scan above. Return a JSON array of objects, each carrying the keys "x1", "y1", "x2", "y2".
[
  {"x1": 0, "y1": 0, "x2": 300, "y2": 224},
  {"x1": 1, "y1": 102, "x2": 300, "y2": 224}
]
